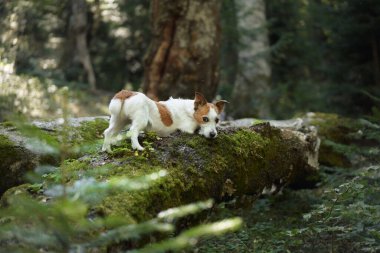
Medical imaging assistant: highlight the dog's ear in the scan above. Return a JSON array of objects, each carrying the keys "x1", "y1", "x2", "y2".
[
  {"x1": 194, "y1": 92, "x2": 207, "y2": 110},
  {"x1": 214, "y1": 100, "x2": 229, "y2": 113}
]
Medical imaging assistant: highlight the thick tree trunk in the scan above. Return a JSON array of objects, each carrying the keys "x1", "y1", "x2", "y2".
[
  {"x1": 143, "y1": 0, "x2": 221, "y2": 101},
  {"x1": 70, "y1": 0, "x2": 97, "y2": 91},
  {"x1": 231, "y1": 0, "x2": 271, "y2": 118}
]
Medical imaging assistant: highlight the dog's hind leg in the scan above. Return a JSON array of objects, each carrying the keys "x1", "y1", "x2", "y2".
[
  {"x1": 102, "y1": 115, "x2": 119, "y2": 152},
  {"x1": 102, "y1": 100, "x2": 128, "y2": 152},
  {"x1": 103, "y1": 115, "x2": 129, "y2": 151},
  {"x1": 129, "y1": 110, "x2": 148, "y2": 151}
]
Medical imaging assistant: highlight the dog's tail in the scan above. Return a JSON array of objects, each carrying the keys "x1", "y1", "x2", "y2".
[
  {"x1": 108, "y1": 97, "x2": 125, "y2": 118},
  {"x1": 110, "y1": 90, "x2": 136, "y2": 117},
  {"x1": 118, "y1": 99, "x2": 125, "y2": 117}
]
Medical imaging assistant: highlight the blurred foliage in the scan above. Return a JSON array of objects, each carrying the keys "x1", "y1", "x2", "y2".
[
  {"x1": 266, "y1": 0, "x2": 380, "y2": 118},
  {"x1": 0, "y1": 107, "x2": 241, "y2": 252},
  {"x1": 1, "y1": 0, "x2": 380, "y2": 118},
  {"x1": 0, "y1": 0, "x2": 150, "y2": 91}
]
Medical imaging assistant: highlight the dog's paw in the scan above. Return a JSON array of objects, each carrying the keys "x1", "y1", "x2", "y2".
[
  {"x1": 132, "y1": 144, "x2": 145, "y2": 151},
  {"x1": 101, "y1": 145, "x2": 112, "y2": 153}
]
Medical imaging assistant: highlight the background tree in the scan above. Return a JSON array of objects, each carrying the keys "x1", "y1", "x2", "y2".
[
  {"x1": 230, "y1": 0, "x2": 271, "y2": 118},
  {"x1": 328, "y1": 0, "x2": 380, "y2": 112},
  {"x1": 143, "y1": 0, "x2": 221, "y2": 101},
  {"x1": 265, "y1": 0, "x2": 380, "y2": 118},
  {"x1": 69, "y1": 0, "x2": 96, "y2": 90},
  {"x1": 1, "y1": 0, "x2": 380, "y2": 118},
  {"x1": 218, "y1": 0, "x2": 239, "y2": 100}
]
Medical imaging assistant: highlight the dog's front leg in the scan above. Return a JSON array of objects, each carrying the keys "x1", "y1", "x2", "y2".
[
  {"x1": 129, "y1": 114, "x2": 148, "y2": 151},
  {"x1": 130, "y1": 128, "x2": 144, "y2": 151}
]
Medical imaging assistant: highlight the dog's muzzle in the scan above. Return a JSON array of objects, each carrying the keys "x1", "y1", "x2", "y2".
[{"x1": 209, "y1": 131, "x2": 217, "y2": 138}]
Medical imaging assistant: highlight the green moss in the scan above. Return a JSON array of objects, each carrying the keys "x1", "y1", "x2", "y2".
[
  {"x1": 0, "y1": 134, "x2": 39, "y2": 194},
  {"x1": 75, "y1": 119, "x2": 108, "y2": 143},
  {"x1": 319, "y1": 144, "x2": 351, "y2": 168},
  {"x1": 0, "y1": 184, "x2": 32, "y2": 207},
  {"x1": 252, "y1": 119, "x2": 266, "y2": 125},
  {"x1": 95, "y1": 124, "x2": 308, "y2": 222},
  {"x1": 309, "y1": 113, "x2": 355, "y2": 144},
  {"x1": 308, "y1": 113, "x2": 380, "y2": 166},
  {"x1": 0, "y1": 134, "x2": 19, "y2": 171},
  {"x1": 0, "y1": 121, "x2": 15, "y2": 128},
  {"x1": 63, "y1": 159, "x2": 92, "y2": 180},
  {"x1": 50, "y1": 118, "x2": 110, "y2": 158},
  {"x1": 0, "y1": 134, "x2": 14, "y2": 147}
]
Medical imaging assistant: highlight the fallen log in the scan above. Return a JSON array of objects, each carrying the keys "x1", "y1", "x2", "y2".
[
  {"x1": 1, "y1": 117, "x2": 319, "y2": 223},
  {"x1": 0, "y1": 117, "x2": 108, "y2": 195},
  {"x1": 84, "y1": 122, "x2": 319, "y2": 222}
]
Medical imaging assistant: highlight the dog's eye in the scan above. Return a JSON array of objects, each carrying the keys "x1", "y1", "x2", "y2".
[
  {"x1": 215, "y1": 118, "x2": 219, "y2": 123},
  {"x1": 203, "y1": 116, "x2": 209, "y2": 122}
]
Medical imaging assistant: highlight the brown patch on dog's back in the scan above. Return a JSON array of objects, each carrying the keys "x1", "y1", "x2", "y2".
[
  {"x1": 114, "y1": 90, "x2": 136, "y2": 100},
  {"x1": 193, "y1": 103, "x2": 213, "y2": 124},
  {"x1": 155, "y1": 102, "x2": 173, "y2": 126}
]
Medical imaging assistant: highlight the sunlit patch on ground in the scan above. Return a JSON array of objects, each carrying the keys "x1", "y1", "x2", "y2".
[{"x1": 0, "y1": 71, "x2": 109, "y2": 120}]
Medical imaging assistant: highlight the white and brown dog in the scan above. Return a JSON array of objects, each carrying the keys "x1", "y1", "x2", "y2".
[{"x1": 102, "y1": 91, "x2": 228, "y2": 152}]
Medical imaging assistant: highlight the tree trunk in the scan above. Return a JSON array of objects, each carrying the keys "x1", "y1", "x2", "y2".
[
  {"x1": 372, "y1": 36, "x2": 380, "y2": 87},
  {"x1": 143, "y1": 0, "x2": 221, "y2": 101},
  {"x1": 70, "y1": 0, "x2": 97, "y2": 91},
  {"x1": 230, "y1": 0, "x2": 271, "y2": 118},
  {"x1": 219, "y1": 0, "x2": 239, "y2": 97}
]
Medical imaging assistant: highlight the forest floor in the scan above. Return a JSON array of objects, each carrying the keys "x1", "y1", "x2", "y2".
[
  {"x1": 1, "y1": 71, "x2": 379, "y2": 252},
  {"x1": 192, "y1": 123, "x2": 380, "y2": 253}
]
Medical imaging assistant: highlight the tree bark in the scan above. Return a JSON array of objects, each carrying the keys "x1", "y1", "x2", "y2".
[
  {"x1": 372, "y1": 36, "x2": 380, "y2": 87},
  {"x1": 70, "y1": 0, "x2": 97, "y2": 91},
  {"x1": 143, "y1": 0, "x2": 221, "y2": 101},
  {"x1": 231, "y1": 0, "x2": 271, "y2": 118}
]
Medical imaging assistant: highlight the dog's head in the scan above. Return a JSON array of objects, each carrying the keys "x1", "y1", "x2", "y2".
[{"x1": 193, "y1": 92, "x2": 228, "y2": 139}]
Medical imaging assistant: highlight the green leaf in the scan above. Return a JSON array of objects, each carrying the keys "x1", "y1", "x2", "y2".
[
  {"x1": 157, "y1": 200, "x2": 213, "y2": 221},
  {"x1": 86, "y1": 221, "x2": 174, "y2": 248},
  {"x1": 129, "y1": 218, "x2": 242, "y2": 253}
]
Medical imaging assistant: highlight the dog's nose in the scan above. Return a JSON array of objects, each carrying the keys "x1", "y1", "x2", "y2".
[{"x1": 209, "y1": 131, "x2": 217, "y2": 138}]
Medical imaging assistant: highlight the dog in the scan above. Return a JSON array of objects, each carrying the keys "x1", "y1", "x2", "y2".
[{"x1": 102, "y1": 91, "x2": 228, "y2": 152}]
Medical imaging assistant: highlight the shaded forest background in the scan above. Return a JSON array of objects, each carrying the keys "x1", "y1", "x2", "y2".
[
  {"x1": 1, "y1": 0, "x2": 380, "y2": 120},
  {"x1": 1, "y1": 1, "x2": 380, "y2": 252}
]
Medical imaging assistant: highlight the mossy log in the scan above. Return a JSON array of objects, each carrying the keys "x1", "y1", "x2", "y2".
[
  {"x1": 301, "y1": 112, "x2": 380, "y2": 167},
  {"x1": 0, "y1": 134, "x2": 38, "y2": 194},
  {"x1": 86, "y1": 123, "x2": 319, "y2": 222},
  {"x1": 0, "y1": 117, "x2": 108, "y2": 195},
  {"x1": 223, "y1": 113, "x2": 380, "y2": 167},
  {"x1": 1, "y1": 117, "x2": 320, "y2": 223}
]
